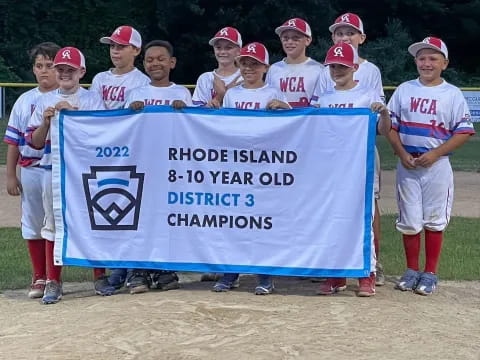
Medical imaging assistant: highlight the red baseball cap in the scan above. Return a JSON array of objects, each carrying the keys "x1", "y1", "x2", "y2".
[
  {"x1": 329, "y1": 13, "x2": 364, "y2": 34},
  {"x1": 100, "y1": 25, "x2": 142, "y2": 48},
  {"x1": 54, "y1": 47, "x2": 86, "y2": 69},
  {"x1": 237, "y1": 42, "x2": 269, "y2": 65},
  {"x1": 208, "y1": 27, "x2": 242, "y2": 47},
  {"x1": 275, "y1": 18, "x2": 312, "y2": 37},
  {"x1": 408, "y1": 37, "x2": 448, "y2": 59},
  {"x1": 324, "y1": 43, "x2": 359, "y2": 68}
]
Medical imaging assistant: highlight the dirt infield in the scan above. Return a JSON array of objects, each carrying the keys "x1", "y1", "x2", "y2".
[
  {"x1": 1, "y1": 274, "x2": 480, "y2": 360},
  {"x1": 1, "y1": 166, "x2": 479, "y2": 359}
]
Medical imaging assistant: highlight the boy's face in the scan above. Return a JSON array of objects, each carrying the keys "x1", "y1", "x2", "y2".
[
  {"x1": 213, "y1": 39, "x2": 240, "y2": 67},
  {"x1": 55, "y1": 64, "x2": 85, "y2": 91},
  {"x1": 109, "y1": 43, "x2": 141, "y2": 69},
  {"x1": 329, "y1": 63, "x2": 357, "y2": 87},
  {"x1": 415, "y1": 48, "x2": 448, "y2": 84},
  {"x1": 280, "y1": 29, "x2": 311, "y2": 59},
  {"x1": 332, "y1": 26, "x2": 366, "y2": 49},
  {"x1": 238, "y1": 57, "x2": 268, "y2": 85},
  {"x1": 33, "y1": 55, "x2": 57, "y2": 91},
  {"x1": 143, "y1": 46, "x2": 176, "y2": 82}
]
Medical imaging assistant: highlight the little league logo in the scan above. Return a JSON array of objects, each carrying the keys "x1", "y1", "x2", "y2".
[{"x1": 82, "y1": 166, "x2": 144, "y2": 230}]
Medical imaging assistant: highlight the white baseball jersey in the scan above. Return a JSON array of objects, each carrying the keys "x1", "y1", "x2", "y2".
[
  {"x1": 266, "y1": 58, "x2": 323, "y2": 107},
  {"x1": 192, "y1": 69, "x2": 242, "y2": 106},
  {"x1": 388, "y1": 79, "x2": 475, "y2": 234},
  {"x1": 388, "y1": 79, "x2": 475, "y2": 154},
  {"x1": 3, "y1": 87, "x2": 44, "y2": 167},
  {"x1": 313, "y1": 84, "x2": 382, "y2": 108},
  {"x1": 223, "y1": 84, "x2": 288, "y2": 109},
  {"x1": 314, "y1": 60, "x2": 384, "y2": 102},
  {"x1": 26, "y1": 87, "x2": 105, "y2": 168},
  {"x1": 90, "y1": 68, "x2": 150, "y2": 109},
  {"x1": 125, "y1": 83, "x2": 193, "y2": 107}
]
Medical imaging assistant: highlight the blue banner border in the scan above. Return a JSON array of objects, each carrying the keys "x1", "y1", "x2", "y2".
[{"x1": 57, "y1": 106, "x2": 376, "y2": 278}]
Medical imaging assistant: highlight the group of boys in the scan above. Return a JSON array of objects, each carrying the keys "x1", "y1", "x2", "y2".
[{"x1": 3, "y1": 13, "x2": 475, "y2": 304}]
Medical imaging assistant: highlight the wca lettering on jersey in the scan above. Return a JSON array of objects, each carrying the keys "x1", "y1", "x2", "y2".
[
  {"x1": 410, "y1": 97, "x2": 437, "y2": 115},
  {"x1": 144, "y1": 99, "x2": 173, "y2": 105},
  {"x1": 328, "y1": 103, "x2": 354, "y2": 108},
  {"x1": 102, "y1": 85, "x2": 126, "y2": 102},
  {"x1": 235, "y1": 101, "x2": 261, "y2": 109},
  {"x1": 279, "y1": 77, "x2": 305, "y2": 92}
]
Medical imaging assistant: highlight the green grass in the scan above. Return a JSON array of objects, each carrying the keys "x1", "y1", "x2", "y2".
[
  {"x1": 1, "y1": 215, "x2": 479, "y2": 289},
  {"x1": 0, "y1": 228, "x2": 92, "y2": 289}
]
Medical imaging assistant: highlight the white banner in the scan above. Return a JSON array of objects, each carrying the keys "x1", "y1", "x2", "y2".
[{"x1": 52, "y1": 106, "x2": 376, "y2": 277}]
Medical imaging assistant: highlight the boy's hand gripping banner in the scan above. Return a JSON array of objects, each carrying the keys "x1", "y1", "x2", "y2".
[{"x1": 52, "y1": 107, "x2": 376, "y2": 277}]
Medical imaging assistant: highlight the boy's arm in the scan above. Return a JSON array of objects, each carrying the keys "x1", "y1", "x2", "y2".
[
  {"x1": 387, "y1": 129, "x2": 416, "y2": 169},
  {"x1": 371, "y1": 102, "x2": 391, "y2": 136},
  {"x1": 5, "y1": 145, "x2": 22, "y2": 195},
  {"x1": 266, "y1": 99, "x2": 291, "y2": 110},
  {"x1": 30, "y1": 107, "x2": 55, "y2": 149},
  {"x1": 415, "y1": 134, "x2": 471, "y2": 168}
]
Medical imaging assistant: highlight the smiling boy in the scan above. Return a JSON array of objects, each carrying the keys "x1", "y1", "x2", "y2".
[
  {"x1": 193, "y1": 27, "x2": 243, "y2": 108},
  {"x1": 26, "y1": 47, "x2": 105, "y2": 304},
  {"x1": 266, "y1": 18, "x2": 323, "y2": 108},
  {"x1": 313, "y1": 42, "x2": 391, "y2": 297},
  {"x1": 387, "y1": 37, "x2": 475, "y2": 296}
]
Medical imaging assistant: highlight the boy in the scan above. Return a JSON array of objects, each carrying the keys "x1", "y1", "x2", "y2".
[
  {"x1": 312, "y1": 42, "x2": 391, "y2": 297},
  {"x1": 90, "y1": 25, "x2": 149, "y2": 296},
  {"x1": 26, "y1": 47, "x2": 105, "y2": 304},
  {"x1": 124, "y1": 40, "x2": 192, "y2": 294},
  {"x1": 213, "y1": 42, "x2": 289, "y2": 295},
  {"x1": 91, "y1": 25, "x2": 150, "y2": 109},
  {"x1": 3, "y1": 42, "x2": 60, "y2": 299},
  {"x1": 387, "y1": 37, "x2": 475, "y2": 295},
  {"x1": 317, "y1": 12, "x2": 386, "y2": 284},
  {"x1": 266, "y1": 18, "x2": 324, "y2": 108},
  {"x1": 193, "y1": 26, "x2": 243, "y2": 108}
]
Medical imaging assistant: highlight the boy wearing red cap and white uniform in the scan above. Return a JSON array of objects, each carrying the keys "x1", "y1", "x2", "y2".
[
  {"x1": 90, "y1": 26, "x2": 150, "y2": 295},
  {"x1": 213, "y1": 42, "x2": 289, "y2": 296},
  {"x1": 26, "y1": 47, "x2": 105, "y2": 304},
  {"x1": 193, "y1": 27, "x2": 243, "y2": 282},
  {"x1": 90, "y1": 25, "x2": 150, "y2": 110},
  {"x1": 266, "y1": 18, "x2": 324, "y2": 108},
  {"x1": 388, "y1": 37, "x2": 475, "y2": 295},
  {"x1": 3, "y1": 42, "x2": 60, "y2": 299},
  {"x1": 124, "y1": 40, "x2": 192, "y2": 294},
  {"x1": 316, "y1": 13, "x2": 384, "y2": 100},
  {"x1": 126, "y1": 40, "x2": 193, "y2": 110},
  {"x1": 314, "y1": 42, "x2": 391, "y2": 297},
  {"x1": 193, "y1": 27, "x2": 243, "y2": 108},
  {"x1": 314, "y1": 13, "x2": 386, "y2": 284}
]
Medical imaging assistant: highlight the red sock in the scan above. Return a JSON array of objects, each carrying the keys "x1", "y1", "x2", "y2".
[
  {"x1": 27, "y1": 239, "x2": 46, "y2": 280},
  {"x1": 403, "y1": 233, "x2": 421, "y2": 271},
  {"x1": 45, "y1": 240, "x2": 62, "y2": 282},
  {"x1": 93, "y1": 268, "x2": 105, "y2": 280},
  {"x1": 424, "y1": 230, "x2": 443, "y2": 274}
]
